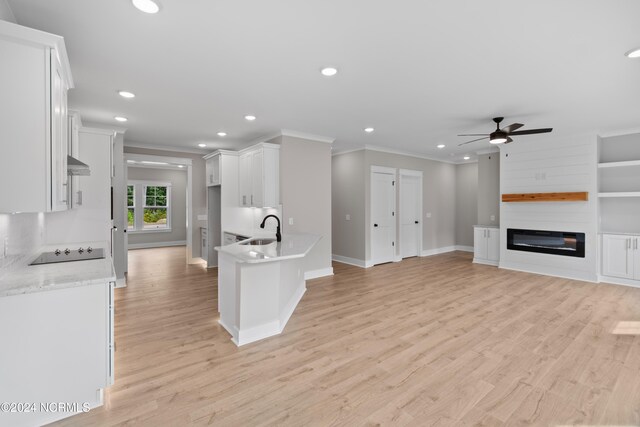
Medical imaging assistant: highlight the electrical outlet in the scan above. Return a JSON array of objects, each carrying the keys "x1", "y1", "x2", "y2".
[
  {"x1": 288, "y1": 217, "x2": 294, "y2": 225},
  {"x1": 490, "y1": 215, "x2": 495, "y2": 221},
  {"x1": 426, "y1": 212, "x2": 432, "y2": 218},
  {"x1": 346, "y1": 214, "x2": 351, "y2": 221}
]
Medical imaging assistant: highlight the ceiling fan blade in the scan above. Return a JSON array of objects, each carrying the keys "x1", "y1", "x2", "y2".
[
  {"x1": 504, "y1": 136, "x2": 514, "y2": 144},
  {"x1": 508, "y1": 128, "x2": 553, "y2": 136},
  {"x1": 502, "y1": 123, "x2": 523, "y2": 133},
  {"x1": 457, "y1": 134, "x2": 489, "y2": 137},
  {"x1": 458, "y1": 136, "x2": 489, "y2": 146}
]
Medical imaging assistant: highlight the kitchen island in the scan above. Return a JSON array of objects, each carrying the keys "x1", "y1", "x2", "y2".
[{"x1": 215, "y1": 233, "x2": 320, "y2": 346}]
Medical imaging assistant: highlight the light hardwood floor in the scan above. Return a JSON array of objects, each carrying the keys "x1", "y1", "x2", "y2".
[{"x1": 55, "y1": 247, "x2": 640, "y2": 426}]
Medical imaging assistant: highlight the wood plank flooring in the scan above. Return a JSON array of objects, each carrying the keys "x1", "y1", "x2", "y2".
[{"x1": 55, "y1": 247, "x2": 640, "y2": 426}]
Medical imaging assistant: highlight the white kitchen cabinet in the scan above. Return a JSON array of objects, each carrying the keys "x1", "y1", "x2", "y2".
[
  {"x1": 67, "y1": 110, "x2": 83, "y2": 208},
  {"x1": 601, "y1": 233, "x2": 639, "y2": 280},
  {"x1": 0, "y1": 281, "x2": 114, "y2": 426},
  {"x1": 0, "y1": 20, "x2": 74, "y2": 213},
  {"x1": 238, "y1": 143, "x2": 280, "y2": 208},
  {"x1": 205, "y1": 153, "x2": 221, "y2": 186},
  {"x1": 474, "y1": 226, "x2": 500, "y2": 266}
]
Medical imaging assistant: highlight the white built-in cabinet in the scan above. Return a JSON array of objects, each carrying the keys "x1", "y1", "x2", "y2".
[
  {"x1": 601, "y1": 234, "x2": 640, "y2": 281},
  {"x1": 598, "y1": 133, "x2": 640, "y2": 287},
  {"x1": 238, "y1": 143, "x2": 280, "y2": 208},
  {"x1": 205, "y1": 153, "x2": 221, "y2": 186},
  {"x1": 473, "y1": 226, "x2": 500, "y2": 266},
  {"x1": 0, "y1": 20, "x2": 74, "y2": 213}
]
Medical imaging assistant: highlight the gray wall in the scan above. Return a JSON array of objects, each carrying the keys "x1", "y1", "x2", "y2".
[
  {"x1": 332, "y1": 149, "x2": 459, "y2": 263},
  {"x1": 364, "y1": 150, "x2": 457, "y2": 261},
  {"x1": 0, "y1": 0, "x2": 15, "y2": 23},
  {"x1": 477, "y1": 153, "x2": 500, "y2": 226},
  {"x1": 127, "y1": 167, "x2": 187, "y2": 246},
  {"x1": 455, "y1": 162, "x2": 478, "y2": 247},
  {"x1": 124, "y1": 147, "x2": 207, "y2": 257},
  {"x1": 276, "y1": 135, "x2": 333, "y2": 274},
  {"x1": 331, "y1": 151, "x2": 366, "y2": 261}
]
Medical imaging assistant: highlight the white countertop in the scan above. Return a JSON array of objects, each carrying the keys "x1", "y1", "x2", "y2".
[
  {"x1": 215, "y1": 233, "x2": 321, "y2": 264},
  {"x1": 474, "y1": 225, "x2": 500, "y2": 229},
  {"x1": 0, "y1": 241, "x2": 116, "y2": 298}
]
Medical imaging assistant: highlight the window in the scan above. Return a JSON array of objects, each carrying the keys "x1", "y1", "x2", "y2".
[
  {"x1": 127, "y1": 181, "x2": 171, "y2": 232},
  {"x1": 127, "y1": 185, "x2": 135, "y2": 229}
]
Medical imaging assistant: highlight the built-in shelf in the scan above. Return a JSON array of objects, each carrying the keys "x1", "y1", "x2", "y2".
[
  {"x1": 598, "y1": 160, "x2": 640, "y2": 169},
  {"x1": 598, "y1": 192, "x2": 640, "y2": 198},
  {"x1": 502, "y1": 192, "x2": 589, "y2": 202}
]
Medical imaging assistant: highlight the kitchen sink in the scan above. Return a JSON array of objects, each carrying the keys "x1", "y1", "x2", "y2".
[{"x1": 239, "y1": 238, "x2": 276, "y2": 246}]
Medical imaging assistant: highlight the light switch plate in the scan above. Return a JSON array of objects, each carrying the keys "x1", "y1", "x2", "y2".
[
  {"x1": 346, "y1": 214, "x2": 351, "y2": 221},
  {"x1": 426, "y1": 212, "x2": 432, "y2": 218},
  {"x1": 289, "y1": 217, "x2": 294, "y2": 225},
  {"x1": 490, "y1": 215, "x2": 495, "y2": 221},
  {"x1": 197, "y1": 214, "x2": 207, "y2": 221}
]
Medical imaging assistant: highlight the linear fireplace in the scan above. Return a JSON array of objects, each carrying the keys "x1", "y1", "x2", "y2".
[{"x1": 507, "y1": 228, "x2": 585, "y2": 258}]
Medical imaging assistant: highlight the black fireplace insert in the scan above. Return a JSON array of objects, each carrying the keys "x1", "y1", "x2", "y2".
[{"x1": 507, "y1": 228, "x2": 585, "y2": 258}]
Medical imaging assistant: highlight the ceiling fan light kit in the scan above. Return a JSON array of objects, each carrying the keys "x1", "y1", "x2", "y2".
[{"x1": 458, "y1": 117, "x2": 552, "y2": 146}]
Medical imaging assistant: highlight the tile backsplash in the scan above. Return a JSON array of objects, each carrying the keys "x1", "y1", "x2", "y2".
[{"x1": 0, "y1": 212, "x2": 45, "y2": 275}]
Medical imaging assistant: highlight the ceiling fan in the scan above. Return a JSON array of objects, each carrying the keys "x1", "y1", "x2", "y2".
[{"x1": 458, "y1": 117, "x2": 552, "y2": 146}]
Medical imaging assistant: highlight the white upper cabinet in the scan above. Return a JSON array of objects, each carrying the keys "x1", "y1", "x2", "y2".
[
  {"x1": 205, "y1": 154, "x2": 221, "y2": 186},
  {"x1": 238, "y1": 143, "x2": 279, "y2": 208},
  {"x1": 0, "y1": 21, "x2": 74, "y2": 213}
]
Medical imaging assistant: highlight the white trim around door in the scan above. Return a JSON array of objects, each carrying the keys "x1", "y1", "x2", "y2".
[{"x1": 399, "y1": 169, "x2": 423, "y2": 259}]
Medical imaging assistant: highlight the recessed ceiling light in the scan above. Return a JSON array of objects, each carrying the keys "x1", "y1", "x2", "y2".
[
  {"x1": 198, "y1": 143, "x2": 207, "y2": 148},
  {"x1": 178, "y1": 165, "x2": 184, "y2": 168},
  {"x1": 217, "y1": 132, "x2": 227, "y2": 137},
  {"x1": 463, "y1": 156, "x2": 470, "y2": 160},
  {"x1": 625, "y1": 47, "x2": 640, "y2": 58},
  {"x1": 114, "y1": 116, "x2": 128, "y2": 122},
  {"x1": 132, "y1": 0, "x2": 160, "y2": 14},
  {"x1": 364, "y1": 127, "x2": 375, "y2": 133},
  {"x1": 437, "y1": 144, "x2": 446, "y2": 149},
  {"x1": 321, "y1": 67, "x2": 338, "y2": 77},
  {"x1": 118, "y1": 90, "x2": 135, "y2": 99},
  {"x1": 244, "y1": 115, "x2": 256, "y2": 121}
]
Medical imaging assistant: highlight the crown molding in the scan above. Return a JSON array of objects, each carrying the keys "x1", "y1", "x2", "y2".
[
  {"x1": 81, "y1": 120, "x2": 127, "y2": 135},
  {"x1": 475, "y1": 147, "x2": 500, "y2": 155},
  {"x1": 279, "y1": 129, "x2": 335, "y2": 144},
  {"x1": 598, "y1": 127, "x2": 640, "y2": 138},
  {"x1": 124, "y1": 140, "x2": 209, "y2": 155}
]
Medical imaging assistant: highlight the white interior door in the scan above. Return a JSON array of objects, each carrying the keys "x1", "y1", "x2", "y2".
[
  {"x1": 400, "y1": 173, "x2": 422, "y2": 258},
  {"x1": 371, "y1": 170, "x2": 396, "y2": 265}
]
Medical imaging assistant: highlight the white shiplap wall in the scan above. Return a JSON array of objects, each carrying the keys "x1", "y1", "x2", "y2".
[{"x1": 499, "y1": 134, "x2": 598, "y2": 282}]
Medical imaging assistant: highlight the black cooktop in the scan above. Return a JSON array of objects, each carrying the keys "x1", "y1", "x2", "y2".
[{"x1": 30, "y1": 248, "x2": 105, "y2": 266}]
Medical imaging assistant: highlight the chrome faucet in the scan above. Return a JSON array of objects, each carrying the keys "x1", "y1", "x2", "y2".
[{"x1": 260, "y1": 215, "x2": 281, "y2": 242}]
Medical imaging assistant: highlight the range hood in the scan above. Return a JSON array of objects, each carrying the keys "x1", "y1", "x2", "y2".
[{"x1": 67, "y1": 155, "x2": 91, "y2": 176}]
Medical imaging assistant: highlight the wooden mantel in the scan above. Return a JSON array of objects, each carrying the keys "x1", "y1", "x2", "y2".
[{"x1": 502, "y1": 192, "x2": 589, "y2": 203}]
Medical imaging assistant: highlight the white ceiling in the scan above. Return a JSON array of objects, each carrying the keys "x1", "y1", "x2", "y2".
[{"x1": 7, "y1": 0, "x2": 640, "y2": 162}]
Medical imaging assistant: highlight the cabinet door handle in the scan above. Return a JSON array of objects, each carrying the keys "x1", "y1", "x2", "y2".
[
  {"x1": 635, "y1": 238, "x2": 638, "y2": 250},
  {"x1": 628, "y1": 238, "x2": 632, "y2": 250},
  {"x1": 414, "y1": 221, "x2": 419, "y2": 224},
  {"x1": 251, "y1": 195, "x2": 253, "y2": 205},
  {"x1": 374, "y1": 224, "x2": 379, "y2": 227},
  {"x1": 242, "y1": 195, "x2": 246, "y2": 206}
]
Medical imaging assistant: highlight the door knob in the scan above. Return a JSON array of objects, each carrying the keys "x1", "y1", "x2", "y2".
[
  {"x1": 415, "y1": 221, "x2": 419, "y2": 224},
  {"x1": 374, "y1": 224, "x2": 379, "y2": 227}
]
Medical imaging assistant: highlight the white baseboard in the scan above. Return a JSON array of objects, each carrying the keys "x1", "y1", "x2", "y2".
[
  {"x1": 128, "y1": 240, "x2": 186, "y2": 250},
  {"x1": 115, "y1": 277, "x2": 127, "y2": 288},
  {"x1": 332, "y1": 254, "x2": 368, "y2": 268},
  {"x1": 473, "y1": 258, "x2": 499, "y2": 266},
  {"x1": 598, "y1": 275, "x2": 640, "y2": 289},
  {"x1": 421, "y1": 246, "x2": 456, "y2": 257},
  {"x1": 455, "y1": 245, "x2": 474, "y2": 252},
  {"x1": 305, "y1": 267, "x2": 334, "y2": 280}
]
